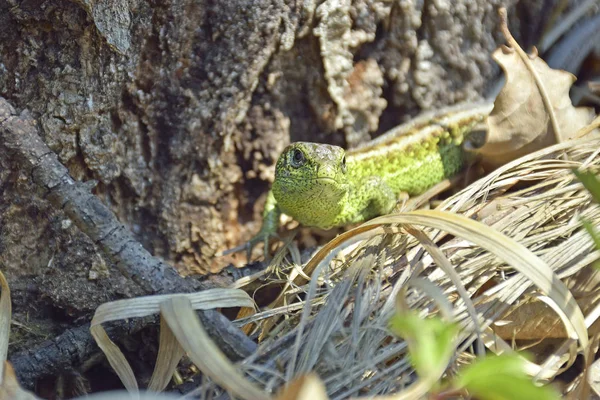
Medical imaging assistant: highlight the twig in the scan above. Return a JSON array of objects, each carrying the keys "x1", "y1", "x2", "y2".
[
  {"x1": 9, "y1": 309, "x2": 257, "y2": 390},
  {"x1": 0, "y1": 97, "x2": 257, "y2": 387},
  {"x1": 9, "y1": 323, "x2": 116, "y2": 389},
  {"x1": 0, "y1": 98, "x2": 199, "y2": 295}
]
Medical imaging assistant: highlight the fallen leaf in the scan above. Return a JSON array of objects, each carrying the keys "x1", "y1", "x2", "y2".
[
  {"x1": 275, "y1": 373, "x2": 328, "y2": 400},
  {"x1": 479, "y1": 9, "x2": 597, "y2": 167}
]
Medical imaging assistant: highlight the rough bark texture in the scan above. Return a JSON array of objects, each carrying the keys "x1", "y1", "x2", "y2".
[
  {"x1": 0, "y1": 0, "x2": 563, "y2": 395},
  {"x1": 0, "y1": 97, "x2": 258, "y2": 391}
]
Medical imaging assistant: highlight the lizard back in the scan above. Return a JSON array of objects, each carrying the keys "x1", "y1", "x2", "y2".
[{"x1": 346, "y1": 103, "x2": 493, "y2": 195}]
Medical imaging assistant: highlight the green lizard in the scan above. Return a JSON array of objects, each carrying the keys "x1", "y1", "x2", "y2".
[{"x1": 227, "y1": 103, "x2": 493, "y2": 256}]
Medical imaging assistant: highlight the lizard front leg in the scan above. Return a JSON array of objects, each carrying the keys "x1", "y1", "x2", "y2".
[
  {"x1": 341, "y1": 176, "x2": 398, "y2": 225},
  {"x1": 222, "y1": 190, "x2": 281, "y2": 259}
]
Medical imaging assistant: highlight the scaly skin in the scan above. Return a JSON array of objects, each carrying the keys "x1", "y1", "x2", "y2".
[{"x1": 237, "y1": 103, "x2": 493, "y2": 255}]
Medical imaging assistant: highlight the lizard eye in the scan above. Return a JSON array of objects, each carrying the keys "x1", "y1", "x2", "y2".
[
  {"x1": 341, "y1": 155, "x2": 347, "y2": 174},
  {"x1": 290, "y1": 148, "x2": 305, "y2": 168}
]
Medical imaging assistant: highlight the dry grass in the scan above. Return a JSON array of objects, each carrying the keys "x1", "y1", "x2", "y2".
[
  {"x1": 2, "y1": 137, "x2": 600, "y2": 399},
  {"x1": 229, "y1": 136, "x2": 600, "y2": 399}
]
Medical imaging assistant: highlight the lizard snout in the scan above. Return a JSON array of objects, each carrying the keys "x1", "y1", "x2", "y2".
[{"x1": 316, "y1": 163, "x2": 338, "y2": 180}]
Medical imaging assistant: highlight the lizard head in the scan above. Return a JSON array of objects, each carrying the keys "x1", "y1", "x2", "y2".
[{"x1": 271, "y1": 142, "x2": 348, "y2": 228}]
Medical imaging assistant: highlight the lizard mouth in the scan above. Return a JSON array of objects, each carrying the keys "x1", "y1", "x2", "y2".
[
  {"x1": 315, "y1": 176, "x2": 339, "y2": 183},
  {"x1": 277, "y1": 176, "x2": 339, "y2": 184}
]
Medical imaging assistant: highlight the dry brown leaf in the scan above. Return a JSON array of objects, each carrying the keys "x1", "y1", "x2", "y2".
[
  {"x1": 275, "y1": 374, "x2": 328, "y2": 400},
  {"x1": 493, "y1": 299, "x2": 567, "y2": 340},
  {"x1": 479, "y1": 9, "x2": 596, "y2": 167}
]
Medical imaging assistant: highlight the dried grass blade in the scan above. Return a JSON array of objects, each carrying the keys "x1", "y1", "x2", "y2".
[
  {"x1": 282, "y1": 225, "x2": 404, "y2": 297},
  {"x1": 90, "y1": 289, "x2": 256, "y2": 392},
  {"x1": 534, "y1": 299, "x2": 600, "y2": 381},
  {"x1": 93, "y1": 289, "x2": 255, "y2": 325},
  {"x1": 362, "y1": 210, "x2": 588, "y2": 350},
  {"x1": 159, "y1": 296, "x2": 271, "y2": 400},
  {"x1": 406, "y1": 227, "x2": 484, "y2": 355},
  {"x1": 147, "y1": 316, "x2": 185, "y2": 392},
  {"x1": 90, "y1": 325, "x2": 139, "y2": 392},
  {"x1": 260, "y1": 225, "x2": 400, "y2": 337},
  {"x1": 290, "y1": 255, "x2": 369, "y2": 378},
  {"x1": 0, "y1": 271, "x2": 10, "y2": 384},
  {"x1": 302, "y1": 210, "x2": 587, "y2": 352},
  {"x1": 363, "y1": 374, "x2": 435, "y2": 400},
  {"x1": 0, "y1": 271, "x2": 41, "y2": 399},
  {"x1": 77, "y1": 391, "x2": 180, "y2": 399},
  {"x1": 575, "y1": 115, "x2": 600, "y2": 138},
  {"x1": 588, "y1": 336, "x2": 600, "y2": 397},
  {"x1": 406, "y1": 278, "x2": 454, "y2": 321}
]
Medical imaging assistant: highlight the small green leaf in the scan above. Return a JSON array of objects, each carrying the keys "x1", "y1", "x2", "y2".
[
  {"x1": 389, "y1": 312, "x2": 458, "y2": 379},
  {"x1": 456, "y1": 354, "x2": 560, "y2": 400},
  {"x1": 573, "y1": 169, "x2": 600, "y2": 204},
  {"x1": 581, "y1": 219, "x2": 600, "y2": 270}
]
